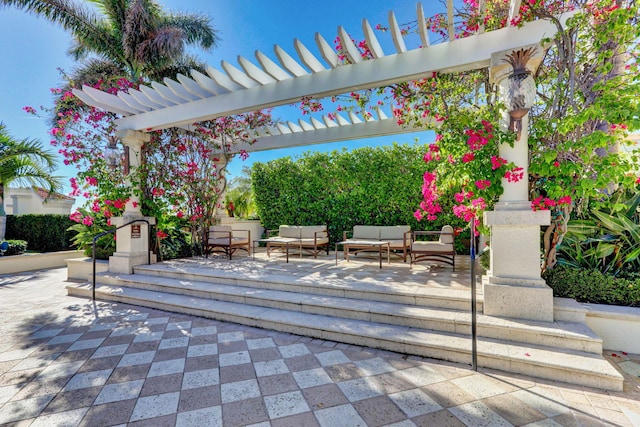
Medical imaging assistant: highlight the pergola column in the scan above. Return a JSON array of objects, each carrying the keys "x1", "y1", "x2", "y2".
[
  {"x1": 214, "y1": 155, "x2": 233, "y2": 224},
  {"x1": 482, "y1": 45, "x2": 554, "y2": 322},
  {"x1": 109, "y1": 130, "x2": 156, "y2": 274}
]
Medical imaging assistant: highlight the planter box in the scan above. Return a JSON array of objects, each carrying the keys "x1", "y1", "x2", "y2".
[
  {"x1": 0, "y1": 250, "x2": 83, "y2": 275},
  {"x1": 66, "y1": 257, "x2": 109, "y2": 281}
]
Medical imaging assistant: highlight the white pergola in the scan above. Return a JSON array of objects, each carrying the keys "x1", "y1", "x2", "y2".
[{"x1": 75, "y1": 2, "x2": 571, "y2": 323}]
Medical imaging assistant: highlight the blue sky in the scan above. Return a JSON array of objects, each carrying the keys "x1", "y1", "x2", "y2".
[{"x1": 0, "y1": 0, "x2": 435, "y2": 205}]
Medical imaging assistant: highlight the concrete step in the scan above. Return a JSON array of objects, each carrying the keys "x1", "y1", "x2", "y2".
[
  {"x1": 66, "y1": 282, "x2": 624, "y2": 391},
  {"x1": 133, "y1": 262, "x2": 482, "y2": 312},
  {"x1": 88, "y1": 272, "x2": 603, "y2": 354}
]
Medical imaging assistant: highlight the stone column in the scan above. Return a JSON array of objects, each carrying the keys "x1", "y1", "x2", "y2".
[
  {"x1": 213, "y1": 155, "x2": 233, "y2": 225},
  {"x1": 109, "y1": 129, "x2": 156, "y2": 274},
  {"x1": 483, "y1": 44, "x2": 554, "y2": 322}
]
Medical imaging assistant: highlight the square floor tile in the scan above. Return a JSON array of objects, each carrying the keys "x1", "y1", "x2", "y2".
[
  {"x1": 187, "y1": 343, "x2": 218, "y2": 358},
  {"x1": 337, "y1": 376, "x2": 384, "y2": 402},
  {"x1": 30, "y1": 407, "x2": 89, "y2": 427},
  {"x1": 118, "y1": 351, "x2": 156, "y2": 367},
  {"x1": 279, "y1": 344, "x2": 310, "y2": 358},
  {"x1": 29, "y1": 328, "x2": 64, "y2": 340},
  {"x1": 389, "y1": 388, "x2": 442, "y2": 417},
  {"x1": 451, "y1": 375, "x2": 508, "y2": 400},
  {"x1": 190, "y1": 326, "x2": 217, "y2": 337},
  {"x1": 67, "y1": 338, "x2": 105, "y2": 352},
  {"x1": 91, "y1": 344, "x2": 129, "y2": 359},
  {"x1": 219, "y1": 350, "x2": 251, "y2": 367},
  {"x1": 448, "y1": 400, "x2": 512, "y2": 427},
  {"x1": 302, "y1": 384, "x2": 349, "y2": 411},
  {"x1": 178, "y1": 386, "x2": 222, "y2": 412},
  {"x1": 221, "y1": 379, "x2": 261, "y2": 404},
  {"x1": 94, "y1": 379, "x2": 144, "y2": 405},
  {"x1": 176, "y1": 405, "x2": 222, "y2": 427},
  {"x1": 397, "y1": 366, "x2": 446, "y2": 387},
  {"x1": 258, "y1": 373, "x2": 299, "y2": 396},
  {"x1": 148, "y1": 358, "x2": 185, "y2": 377},
  {"x1": 182, "y1": 368, "x2": 220, "y2": 389},
  {"x1": 130, "y1": 391, "x2": 180, "y2": 422},
  {"x1": 293, "y1": 368, "x2": 333, "y2": 389},
  {"x1": 315, "y1": 350, "x2": 350, "y2": 367},
  {"x1": 264, "y1": 390, "x2": 310, "y2": 419},
  {"x1": 166, "y1": 321, "x2": 192, "y2": 331},
  {"x1": 47, "y1": 333, "x2": 83, "y2": 345},
  {"x1": 314, "y1": 403, "x2": 366, "y2": 427},
  {"x1": 247, "y1": 338, "x2": 276, "y2": 350},
  {"x1": 0, "y1": 394, "x2": 54, "y2": 424},
  {"x1": 254, "y1": 359, "x2": 289, "y2": 377},
  {"x1": 354, "y1": 357, "x2": 395, "y2": 376},
  {"x1": 221, "y1": 396, "x2": 268, "y2": 426},
  {"x1": 63, "y1": 368, "x2": 113, "y2": 391},
  {"x1": 133, "y1": 331, "x2": 164, "y2": 343},
  {"x1": 159, "y1": 337, "x2": 189, "y2": 350},
  {"x1": 354, "y1": 395, "x2": 406, "y2": 426},
  {"x1": 140, "y1": 373, "x2": 183, "y2": 397},
  {"x1": 217, "y1": 331, "x2": 244, "y2": 343}
]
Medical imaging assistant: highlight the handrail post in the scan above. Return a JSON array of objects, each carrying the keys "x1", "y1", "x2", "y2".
[{"x1": 470, "y1": 220, "x2": 478, "y2": 371}]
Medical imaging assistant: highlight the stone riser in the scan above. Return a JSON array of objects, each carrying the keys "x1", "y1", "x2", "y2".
[
  {"x1": 85, "y1": 274, "x2": 602, "y2": 354},
  {"x1": 135, "y1": 265, "x2": 482, "y2": 312},
  {"x1": 66, "y1": 283, "x2": 623, "y2": 392}
]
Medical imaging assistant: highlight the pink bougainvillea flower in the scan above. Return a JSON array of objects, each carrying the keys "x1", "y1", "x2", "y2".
[
  {"x1": 82, "y1": 216, "x2": 94, "y2": 226},
  {"x1": 176, "y1": 211, "x2": 184, "y2": 218},
  {"x1": 462, "y1": 152, "x2": 475, "y2": 163},
  {"x1": 156, "y1": 230, "x2": 169, "y2": 239},
  {"x1": 553, "y1": 161, "x2": 560, "y2": 167},
  {"x1": 490, "y1": 156, "x2": 508, "y2": 170},
  {"x1": 69, "y1": 210, "x2": 83, "y2": 223},
  {"x1": 85, "y1": 176, "x2": 98, "y2": 186}
]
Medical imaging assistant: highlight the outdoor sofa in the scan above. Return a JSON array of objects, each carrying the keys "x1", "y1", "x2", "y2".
[
  {"x1": 264, "y1": 225, "x2": 329, "y2": 259},
  {"x1": 341, "y1": 225, "x2": 412, "y2": 262}
]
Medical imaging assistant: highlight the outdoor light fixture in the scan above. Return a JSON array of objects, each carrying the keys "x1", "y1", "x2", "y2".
[
  {"x1": 501, "y1": 47, "x2": 537, "y2": 141},
  {"x1": 104, "y1": 137, "x2": 121, "y2": 169}
]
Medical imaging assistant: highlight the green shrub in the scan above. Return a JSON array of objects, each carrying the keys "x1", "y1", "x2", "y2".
[
  {"x1": 252, "y1": 143, "x2": 469, "y2": 249},
  {"x1": 543, "y1": 266, "x2": 640, "y2": 307},
  {"x1": 6, "y1": 215, "x2": 75, "y2": 252},
  {"x1": 3, "y1": 240, "x2": 28, "y2": 256}
]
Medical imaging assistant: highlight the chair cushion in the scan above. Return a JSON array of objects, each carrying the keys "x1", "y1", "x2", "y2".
[
  {"x1": 411, "y1": 241, "x2": 453, "y2": 252},
  {"x1": 387, "y1": 239, "x2": 409, "y2": 249},
  {"x1": 210, "y1": 225, "x2": 232, "y2": 232},
  {"x1": 352, "y1": 225, "x2": 380, "y2": 240},
  {"x1": 300, "y1": 225, "x2": 326, "y2": 238},
  {"x1": 380, "y1": 225, "x2": 410, "y2": 240},
  {"x1": 440, "y1": 225, "x2": 455, "y2": 244},
  {"x1": 279, "y1": 225, "x2": 301, "y2": 238}
]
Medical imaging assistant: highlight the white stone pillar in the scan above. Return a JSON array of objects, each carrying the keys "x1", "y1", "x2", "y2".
[
  {"x1": 483, "y1": 45, "x2": 554, "y2": 322},
  {"x1": 213, "y1": 155, "x2": 233, "y2": 225},
  {"x1": 109, "y1": 130, "x2": 156, "y2": 274}
]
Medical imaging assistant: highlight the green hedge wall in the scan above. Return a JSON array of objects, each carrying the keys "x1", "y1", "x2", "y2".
[
  {"x1": 252, "y1": 143, "x2": 468, "y2": 247},
  {"x1": 6, "y1": 214, "x2": 75, "y2": 252}
]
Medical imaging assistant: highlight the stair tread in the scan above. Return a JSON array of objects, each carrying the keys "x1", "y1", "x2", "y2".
[
  {"x1": 93, "y1": 272, "x2": 601, "y2": 343},
  {"x1": 67, "y1": 282, "x2": 622, "y2": 382}
]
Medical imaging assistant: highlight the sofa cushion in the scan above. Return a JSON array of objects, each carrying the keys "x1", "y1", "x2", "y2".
[
  {"x1": 386, "y1": 239, "x2": 408, "y2": 249},
  {"x1": 380, "y1": 225, "x2": 410, "y2": 240},
  {"x1": 279, "y1": 225, "x2": 301, "y2": 239},
  {"x1": 300, "y1": 225, "x2": 326, "y2": 239},
  {"x1": 299, "y1": 237, "x2": 329, "y2": 246},
  {"x1": 352, "y1": 225, "x2": 380, "y2": 240}
]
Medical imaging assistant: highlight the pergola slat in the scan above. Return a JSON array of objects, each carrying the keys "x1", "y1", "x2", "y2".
[
  {"x1": 190, "y1": 70, "x2": 229, "y2": 95},
  {"x1": 255, "y1": 51, "x2": 292, "y2": 81},
  {"x1": 362, "y1": 19, "x2": 384, "y2": 58},
  {"x1": 151, "y1": 81, "x2": 185, "y2": 104},
  {"x1": 163, "y1": 78, "x2": 200, "y2": 101},
  {"x1": 140, "y1": 85, "x2": 176, "y2": 107},
  {"x1": 315, "y1": 33, "x2": 339, "y2": 68},
  {"x1": 118, "y1": 92, "x2": 152, "y2": 112},
  {"x1": 176, "y1": 74, "x2": 210, "y2": 98},
  {"x1": 417, "y1": 2, "x2": 431, "y2": 47},
  {"x1": 388, "y1": 11, "x2": 407, "y2": 53},
  {"x1": 74, "y1": 86, "x2": 132, "y2": 116},
  {"x1": 127, "y1": 88, "x2": 165, "y2": 109},
  {"x1": 206, "y1": 65, "x2": 244, "y2": 91},
  {"x1": 294, "y1": 39, "x2": 327, "y2": 72},
  {"x1": 338, "y1": 25, "x2": 363, "y2": 64},
  {"x1": 274, "y1": 45, "x2": 309, "y2": 77},
  {"x1": 238, "y1": 55, "x2": 277, "y2": 85},
  {"x1": 221, "y1": 60, "x2": 260, "y2": 88}
]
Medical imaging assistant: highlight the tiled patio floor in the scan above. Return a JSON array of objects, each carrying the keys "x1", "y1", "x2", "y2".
[{"x1": 1, "y1": 267, "x2": 639, "y2": 426}]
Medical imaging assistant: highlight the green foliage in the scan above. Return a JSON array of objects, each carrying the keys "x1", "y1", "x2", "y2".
[
  {"x1": 154, "y1": 215, "x2": 196, "y2": 261},
  {"x1": 252, "y1": 143, "x2": 467, "y2": 246},
  {"x1": 2, "y1": 239, "x2": 27, "y2": 256},
  {"x1": 6, "y1": 215, "x2": 75, "y2": 252},
  {"x1": 67, "y1": 208, "x2": 115, "y2": 260},
  {"x1": 557, "y1": 190, "x2": 640, "y2": 275},
  {"x1": 543, "y1": 266, "x2": 640, "y2": 307}
]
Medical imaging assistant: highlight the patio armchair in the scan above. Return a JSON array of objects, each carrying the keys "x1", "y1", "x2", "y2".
[
  {"x1": 410, "y1": 225, "x2": 456, "y2": 270},
  {"x1": 203, "y1": 225, "x2": 250, "y2": 260}
]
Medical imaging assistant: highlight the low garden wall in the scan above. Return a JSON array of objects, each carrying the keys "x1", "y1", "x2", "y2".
[{"x1": 0, "y1": 250, "x2": 83, "y2": 275}]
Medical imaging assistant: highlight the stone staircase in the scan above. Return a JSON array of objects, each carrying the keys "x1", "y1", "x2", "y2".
[{"x1": 66, "y1": 257, "x2": 624, "y2": 391}]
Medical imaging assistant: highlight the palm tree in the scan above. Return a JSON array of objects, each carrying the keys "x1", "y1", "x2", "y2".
[
  {"x1": 0, "y1": 123, "x2": 63, "y2": 240},
  {"x1": 0, "y1": 0, "x2": 218, "y2": 81}
]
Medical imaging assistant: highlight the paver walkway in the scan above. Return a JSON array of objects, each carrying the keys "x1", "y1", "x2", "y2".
[{"x1": 1, "y1": 268, "x2": 639, "y2": 426}]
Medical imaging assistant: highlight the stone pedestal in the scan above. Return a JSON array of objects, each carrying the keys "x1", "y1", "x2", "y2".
[
  {"x1": 109, "y1": 214, "x2": 157, "y2": 274},
  {"x1": 483, "y1": 208, "x2": 553, "y2": 322}
]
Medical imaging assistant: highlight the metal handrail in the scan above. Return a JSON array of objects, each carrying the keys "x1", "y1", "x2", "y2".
[{"x1": 92, "y1": 219, "x2": 151, "y2": 301}]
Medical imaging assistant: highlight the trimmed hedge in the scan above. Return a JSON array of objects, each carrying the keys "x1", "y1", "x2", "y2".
[
  {"x1": 543, "y1": 266, "x2": 640, "y2": 307},
  {"x1": 6, "y1": 214, "x2": 75, "y2": 252},
  {"x1": 252, "y1": 143, "x2": 469, "y2": 250}
]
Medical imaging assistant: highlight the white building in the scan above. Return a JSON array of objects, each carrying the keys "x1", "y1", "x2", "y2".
[{"x1": 4, "y1": 187, "x2": 75, "y2": 215}]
